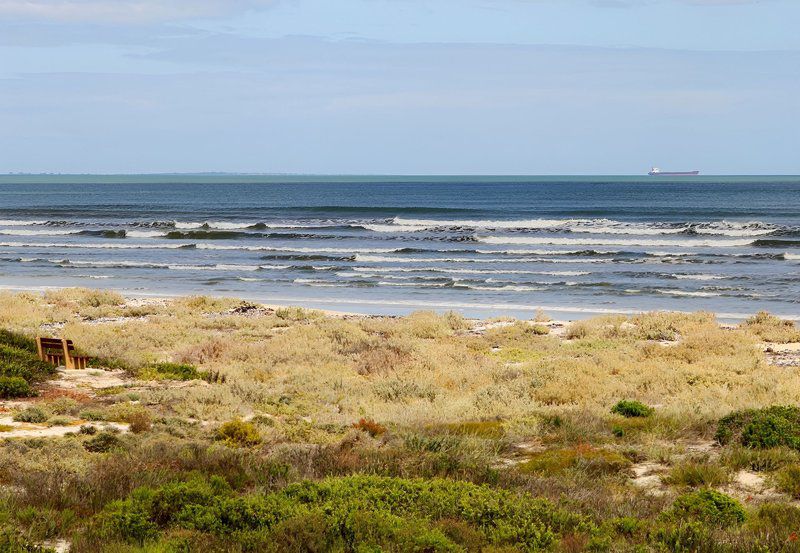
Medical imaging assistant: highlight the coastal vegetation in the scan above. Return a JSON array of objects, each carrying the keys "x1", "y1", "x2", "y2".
[{"x1": 1, "y1": 289, "x2": 800, "y2": 550}]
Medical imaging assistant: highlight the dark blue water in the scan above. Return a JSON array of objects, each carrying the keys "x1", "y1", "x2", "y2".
[{"x1": 1, "y1": 175, "x2": 799, "y2": 320}]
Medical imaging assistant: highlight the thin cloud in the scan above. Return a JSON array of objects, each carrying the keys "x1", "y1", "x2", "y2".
[
  {"x1": 0, "y1": 0, "x2": 278, "y2": 24},
  {"x1": 589, "y1": 0, "x2": 772, "y2": 5}
]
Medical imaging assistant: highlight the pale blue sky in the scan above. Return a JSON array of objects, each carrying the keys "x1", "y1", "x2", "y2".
[{"x1": 0, "y1": 0, "x2": 798, "y2": 174}]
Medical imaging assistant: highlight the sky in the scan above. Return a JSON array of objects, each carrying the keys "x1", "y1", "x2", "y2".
[{"x1": 0, "y1": 0, "x2": 798, "y2": 174}]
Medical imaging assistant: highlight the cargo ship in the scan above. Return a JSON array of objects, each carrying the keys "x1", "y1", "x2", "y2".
[{"x1": 648, "y1": 167, "x2": 700, "y2": 176}]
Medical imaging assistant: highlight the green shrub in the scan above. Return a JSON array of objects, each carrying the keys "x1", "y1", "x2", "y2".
[
  {"x1": 0, "y1": 343, "x2": 57, "y2": 383},
  {"x1": 12, "y1": 406, "x2": 48, "y2": 423},
  {"x1": 0, "y1": 527, "x2": 56, "y2": 552},
  {"x1": 0, "y1": 329, "x2": 37, "y2": 352},
  {"x1": 720, "y1": 446, "x2": 799, "y2": 472},
  {"x1": 90, "y1": 475, "x2": 590, "y2": 550},
  {"x1": 84, "y1": 431, "x2": 124, "y2": 453},
  {"x1": 0, "y1": 376, "x2": 32, "y2": 398},
  {"x1": 46, "y1": 416, "x2": 73, "y2": 427},
  {"x1": 531, "y1": 325, "x2": 550, "y2": 335},
  {"x1": 519, "y1": 445, "x2": 631, "y2": 476},
  {"x1": 662, "y1": 461, "x2": 730, "y2": 488},
  {"x1": 144, "y1": 362, "x2": 202, "y2": 381},
  {"x1": 774, "y1": 465, "x2": 800, "y2": 498},
  {"x1": 752, "y1": 502, "x2": 800, "y2": 531},
  {"x1": 651, "y1": 521, "x2": 711, "y2": 552},
  {"x1": 436, "y1": 420, "x2": 505, "y2": 439},
  {"x1": 611, "y1": 400, "x2": 653, "y2": 418},
  {"x1": 664, "y1": 489, "x2": 745, "y2": 527},
  {"x1": 716, "y1": 405, "x2": 800, "y2": 450},
  {"x1": 79, "y1": 409, "x2": 107, "y2": 421},
  {"x1": 741, "y1": 311, "x2": 800, "y2": 343},
  {"x1": 607, "y1": 517, "x2": 643, "y2": 538},
  {"x1": 215, "y1": 419, "x2": 262, "y2": 447},
  {"x1": 46, "y1": 397, "x2": 79, "y2": 416},
  {"x1": 124, "y1": 410, "x2": 153, "y2": 434}
]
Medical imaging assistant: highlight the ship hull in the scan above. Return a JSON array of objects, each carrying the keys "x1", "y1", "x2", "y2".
[{"x1": 648, "y1": 171, "x2": 699, "y2": 176}]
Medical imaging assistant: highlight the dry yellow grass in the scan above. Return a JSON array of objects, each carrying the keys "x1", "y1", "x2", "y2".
[{"x1": 2, "y1": 289, "x2": 798, "y2": 442}]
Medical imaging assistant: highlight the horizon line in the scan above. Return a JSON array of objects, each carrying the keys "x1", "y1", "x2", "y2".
[{"x1": 3, "y1": 172, "x2": 800, "y2": 177}]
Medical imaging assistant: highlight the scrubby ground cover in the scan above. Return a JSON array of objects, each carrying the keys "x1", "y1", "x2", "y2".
[{"x1": 1, "y1": 289, "x2": 800, "y2": 551}]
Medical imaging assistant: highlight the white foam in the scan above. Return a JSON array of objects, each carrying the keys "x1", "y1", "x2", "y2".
[
  {"x1": 657, "y1": 289, "x2": 721, "y2": 297},
  {"x1": 474, "y1": 248, "x2": 618, "y2": 256},
  {"x1": 464, "y1": 284, "x2": 547, "y2": 292},
  {"x1": 539, "y1": 271, "x2": 591, "y2": 276},
  {"x1": 293, "y1": 278, "x2": 346, "y2": 287},
  {"x1": 477, "y1": 236, "x2": 752, "y2": 248},
  {"x1": 167, "y1": 264, "x2": 261, "y2": 272},
  {"x1": 65, "y1": 260, "x2": 169, "y2": 268},
  {"x1": 351, "y1": 267, "x2": 591, "y2": 277},
  {"x1": 196, "y1": 244, "x2": 396, "y2": 254},
  {"x1": 0, "y1": 241, "x2": 186, "y2": 250},
  {"x1": 672, "y1": 274, "x2": 726, "y2": 281},
  {"x1": 355, "y1": 254, "x2": 609, "y2": 265},
  {"x1": 207, "y1": 222, "x2": 253, "y2": 230},
  {"x1": 0, "y1": 229, "x2": 79, "y2": 236},
  {"x1": 0, "y1": 219, "x2": 47, "y2": 226},
  {"x1": 393, "y1": 217, "x2": 572, "y2": 229},
  {"x1": 690, "y1": 221, "x2": 777, "y2": 236},
  {"x1": 377, "y1": 281, "x2": 447, "y2": 288},
  {"x1": 363, "y1": 224, "x2": 429, "y2": 233},
  {"x1": 391, "y1": 217, "x2": 782, "y2": 237},
  {"x1": 126, "y1": 230, "x2": 165, "y2": 238},
  {"x1": 174, "y1": 221, "x2": 205, "y2": 229},
  {"x1": 569, "y1": 225, "x2": 686, "y2": 235},
  {"x1": 785, "y1": 253, "x2": 800, "y2": 260},
  {"x1": 646, "y1": 251, "x2": 694, "y2": 257},
  {"x1": 174, "y1": 221, "x2": 274, "y2": 230}
]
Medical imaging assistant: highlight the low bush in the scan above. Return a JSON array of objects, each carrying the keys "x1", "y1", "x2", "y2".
[
  {"x1": 13, "y1": 406, "x2": 48, "y2": 423},
  {"x1": 0, "y1": 329, "x2": 37, "y2": 352},
  {"x1": 142, "y1": 362, "x2": 202, "y2": 381},
  {"x1": 215, "y1": 419, "x2": 262, "y2": 447},
  {"x1": 46, "y1": 417, "x2": 73, "y2": 427},
  {"x1": 436, "y1": 420, "x2": 505, "y2": 439},
  {"x1": 0, "y1": 527, "x2": 56, "y2": 552},
  {"x1": 740, "y1": 311, "x2": 800, "y2": 343},
  {"x1": 611, "y1": 400, "x2": 654, "y2": 418},
  {"x1": 0, "y1": 376, "x2": 32, "y2": 398},
  {"x1": 650, "y1": 521, "x2": 711, "y2": 552},
  {"x1": 519, "y1": 445, "x2": 631, "y2": 476},
  {"x1": 124, "y1": 410, "x2": 153, "y2": 434},
  {"x1": 0, "y1": 342, "x2": 57, "y2": 384},
  {"x1": 663, "y1": 461, "x2": 730, "y2": 488},
  {"x1": 87, "y1": 475, "x2": 591, "y2": 550},
  {"x1": 663, "y1": 489, "x2": 746, "y2": 527},
  {"x1": 84, "y1": 432, "x2": 124, "y2": 453},
  {"x1": 46, "y1": 397, "x2": 80, "y2": 416},
  {"x1": 752, "y1": 502, "x2": 800, "y2": 532},
  {"x1": 352, "y1": 418, "x2": 387, "y2": 437},
  {"x1": 774, "y1": 465, "x2": 800, "y2": 498},
  {"x1": 720, "y1": 446, "x2": 799, "y2": 472},
  {"x1": 716, "y1": 405, "x2": 800, "y2": 450},
  {"x1": 531, "y1": 324, "x2": 550, "y2": 336}
]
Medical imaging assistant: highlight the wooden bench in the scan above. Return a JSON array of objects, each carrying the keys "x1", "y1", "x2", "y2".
[{"x1": 36, "y1": 337, "x2": 91, "y2": 370}]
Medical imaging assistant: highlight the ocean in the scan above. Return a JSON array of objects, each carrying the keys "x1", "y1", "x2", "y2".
[{"x1": 1, "y1": 175, "x2": 799, "y2": 320}]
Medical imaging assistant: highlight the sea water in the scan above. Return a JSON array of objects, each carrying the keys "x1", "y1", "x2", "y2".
[{"x1": 1, "y1": 174, "x2": 799, "y2": 320}]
